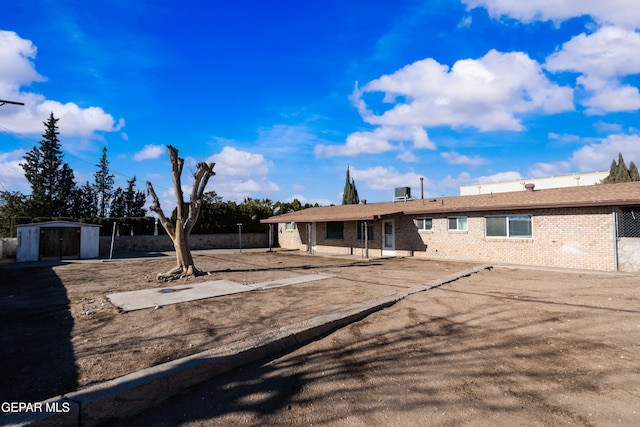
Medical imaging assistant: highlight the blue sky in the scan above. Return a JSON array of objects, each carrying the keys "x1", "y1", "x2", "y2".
[{"x1": 2, "y1": 0, "x2": 640, "y2": 210}]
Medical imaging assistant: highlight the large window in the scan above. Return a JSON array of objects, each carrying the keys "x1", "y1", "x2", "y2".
[
  {"x1": 357, "y1": 221, "x2": 374, "y2": 241},
  {"x1": 326, "y1": 222, "x2": 344, "y2": 240},
  {"x1": 485, "y1": 215, "x2": 532, "y2": 238},
  {"x1": 448, "y1": 216, "x2": 468, "y2": 231},
  {"x1": 414, "y1": 217, "x2": 433, "y2": 231}
]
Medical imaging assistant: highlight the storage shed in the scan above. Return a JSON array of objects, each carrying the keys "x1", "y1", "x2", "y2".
[{"x1": 16, "y1": 221, "x2": 101, "y2": 262}]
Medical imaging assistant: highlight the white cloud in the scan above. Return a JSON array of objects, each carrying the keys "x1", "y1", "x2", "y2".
[
  {"x1": 441, "y1": 151, "x2": 489, "y2": 166},
  {"x1": 548, "y1": 132, "x2": 581, "y2": 143},
  {"x1": 462, "y1": 0, "x2": 640, "y2": 29},
  {"x1": 351, "y1": 166, "x2": 426, "y2": 193},
  {"x1": 209, "y1": 146, "x2": 270, "y2": 179},
  {"x1": 0, "y1": 149, "x2": 29, "y2": 193},
  {"x1": 0, "y1": 31, "x2": 44, "y2": 89},
  {"x1": 353, "y1": 50, "x2": 573, "y2": 132},
  {"x1": 206, "y1": 146, "x2": 278, "y2": 202},
  {"x1": 133, "y1": 144, "x2": 165, "y2": 161},
  {"x1": 0, "y1": 30, "x2": 123, "y2": 140},
  {"x1": 315, "y1": 125, "x2": 434, "y2": 158},
  {"x1": 545, "y1": 26, "x2": 640, "y2": 113},
  {"x1": 577, "y1": 75, "x2": 640, "y2": 114},
  {"x1": 570, "y1": 133, "x2": 640, "y2": 171},
  {"x1": 528, "y1": 161, "x2": 572, "y2": 177},
  {"x1": 397, "y1": 151, "x2": 418, "y2": 162},
  {"x1": 546, "y1": 27, "x2": 640, "y2": 78}
]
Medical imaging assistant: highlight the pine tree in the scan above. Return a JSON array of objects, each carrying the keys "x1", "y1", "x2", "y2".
[
  {"x1": 110, "y1": 176, "x2": 146, "y2": 217},
  {"x1": 73, "y1": 181, "x2": 99, "y2": 218},
  {"x1": 94, "y1": 146, "x2": 115, "y2": 217},
  {"x1": 629, "y1": 161, "x2": 640, "y2": 181},
  {"x1": 21, "y1": 112, "x2": 77, "y2": 217},
  {"x1": 342, "y1": 166, "x2": 360, "y2": 205}
]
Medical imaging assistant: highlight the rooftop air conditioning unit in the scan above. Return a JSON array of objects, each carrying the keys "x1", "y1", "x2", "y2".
[
  {"x1": 394, "y1": 187, "x2": 413, "y2": 202},
  {"x1": 395, "y1": 187, "x2": 411, "y2": 198}
]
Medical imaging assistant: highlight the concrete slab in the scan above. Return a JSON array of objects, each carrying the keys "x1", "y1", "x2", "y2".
[{"x1": 107, "y1": 274, "x2": 335, "y2": 312}]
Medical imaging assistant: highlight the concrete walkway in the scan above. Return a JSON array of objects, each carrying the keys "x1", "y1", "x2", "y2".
[
  {"x1": 107, "y1": 274, "x2": 336, "y2": 312},
  {"x1": 4, "y1": 264, "x2": 491, "y2": 427}
]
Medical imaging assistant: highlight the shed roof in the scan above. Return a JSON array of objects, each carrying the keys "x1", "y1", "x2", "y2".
[
  {"x1": 16, "y1": 220, "x2": 102, "y2": 228},
  {"x1": 261, "y1": 181, "x2": 640, "y2": 224}
]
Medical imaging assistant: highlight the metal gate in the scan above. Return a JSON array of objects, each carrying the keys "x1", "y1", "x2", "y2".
[{"x1": 615, "y1": 207, "x2": 640, "y2": 272}]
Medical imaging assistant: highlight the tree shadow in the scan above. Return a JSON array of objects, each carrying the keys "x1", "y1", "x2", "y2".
[
  {"x1": 112, "y1": 279, "x2": 630, "y2": 426},
  {"x1": 0, "y1": 264, "x2": 77, "y2": 403}
]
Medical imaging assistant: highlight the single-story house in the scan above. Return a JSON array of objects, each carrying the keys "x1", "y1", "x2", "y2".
[
  {"x1": 262, "y1": 181, "x2": 640, "y2": 272},
  {"x1": 16, "y1": 220, "x2": 101, "y2": 262}
]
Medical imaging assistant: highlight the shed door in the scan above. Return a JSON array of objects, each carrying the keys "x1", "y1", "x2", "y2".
[{"x1": 39, "y1": 227, "x2": 81, "y2": 260}]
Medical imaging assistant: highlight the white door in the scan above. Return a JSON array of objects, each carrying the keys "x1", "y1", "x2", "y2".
[{"x1": 382, "y1": 219, "x2": 395, "y2": 256}]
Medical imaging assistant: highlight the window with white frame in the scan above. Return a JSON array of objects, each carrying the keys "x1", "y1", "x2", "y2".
[
  {"x1": 448, "y1": 216, "x2": 468, "y2": 231},
  {"x1": 485, "y1": 215, "x2": 532, "y2": 238},
  {"x1": 285, "y1": 222, "x2": 296, "y2": 230},
  {"x1": 414, "y1": 217, "x2": 433, "y2": 231}
]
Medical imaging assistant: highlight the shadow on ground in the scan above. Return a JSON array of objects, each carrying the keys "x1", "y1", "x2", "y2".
[{"x1": 0, "y1": 264, "x2": 77, "y2": 402}]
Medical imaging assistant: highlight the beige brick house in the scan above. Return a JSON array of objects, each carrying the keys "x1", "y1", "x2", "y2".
[{"x1": 262, "y1": 181, "x2": 640, "y2": 272}]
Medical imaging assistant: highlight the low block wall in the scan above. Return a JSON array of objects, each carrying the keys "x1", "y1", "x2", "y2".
[
  {"x1": 1, "y1": 238, "x2": 17, "y2": 259},
  {"x1": 99, "y1": 233, "x2": 269, "y2": 257},
  {"x1": 618, "y1": 237, "x2": 640, "y2": 272}
]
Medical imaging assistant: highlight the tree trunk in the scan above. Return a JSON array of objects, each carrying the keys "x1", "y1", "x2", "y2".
[{"x1": 146, "y1": 145, "x2": 215, "y2": 281}]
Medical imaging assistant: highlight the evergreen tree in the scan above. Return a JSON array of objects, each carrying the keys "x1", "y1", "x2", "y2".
[
  {"x1": 21, "y1": 112, "x2": 77, "y2": 217},
  {"x1": 615, "y1": 152, "x2": 630, "y2": 182},
  {"x1": 73, "y1": 181, "x2": 99, "y2": 218},
  {"x1": 342, "y1": 166, "x2": 360, "y2": 205},
  {"x1": 629, "y1": 161, "x2": 640, "y2": 181},
  {"x1": 602, "y1": 152, "x2": 640, "y2": 183},
  {"x1": 110, "y1": 176, "x2": 146, "y2": 217},
  {"x1": 0, "y1": 191, "x2": 28, "y2": 237},
  {"x1": 94, "y1": 146, "x2": 114, "y2": 217},
  {"x1": 110, "y1": 187, "x2": 126, "y2": 217}
]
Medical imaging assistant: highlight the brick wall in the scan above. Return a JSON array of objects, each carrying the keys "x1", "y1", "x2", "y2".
[
  {"x1": 411, "y1": 207, "x2": 616, "y2": 271},
  {"x1": 276, "y1": 207, "x2": 619, "y2": 271}
]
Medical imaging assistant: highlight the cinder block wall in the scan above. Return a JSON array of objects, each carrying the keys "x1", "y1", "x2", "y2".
[{"x1": 99, "y1": 233, "x2": 269, "y2": 257}]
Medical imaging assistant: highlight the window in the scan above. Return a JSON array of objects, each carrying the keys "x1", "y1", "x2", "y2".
[
  {"x1": 326, "y1": 222, "x2": 344, "y2": 240},
  {"x1": 448, "y1": 216, "x2": 468, "y2": 231},
  {"x1": 414, "y1": 217, "x2": 433, "y2": 231},
  {"x1": 285, "y1": 222, "x2": 296, "y2": 230},
  {"x1": 485, "y1": 215, "x2": 532, "y2": 238},
  {"x1": 357, "y1": 221, "x2": 374, "y2": 241}
]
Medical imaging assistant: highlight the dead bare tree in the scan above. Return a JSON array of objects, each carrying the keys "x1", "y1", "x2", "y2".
[{"x1": 146, "y1": 145, "x2": 215, "y2": 281}]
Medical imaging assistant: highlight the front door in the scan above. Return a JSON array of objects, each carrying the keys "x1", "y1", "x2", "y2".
[{"x1": 382, "y1": 220, "x2": 395, "y2": 256}]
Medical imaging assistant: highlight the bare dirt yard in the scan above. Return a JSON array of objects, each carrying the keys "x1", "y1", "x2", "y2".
[{"x1": 2, "y1": 251, "x2": 640, "y2": 426}]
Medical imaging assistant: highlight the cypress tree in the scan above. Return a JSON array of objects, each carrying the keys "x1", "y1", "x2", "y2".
[
  {"x1": 342, "y1": 166, "x2": 360, "y2": 205},
  {"x1": 615, "y1": 152, "x2": 630, "y2": 182},
  {"x1": 629, "y1": 161, "x2": 640, "y2": 181},
  {"x1": 94, "y1": 146, "x2": 115, "y2": 217}
]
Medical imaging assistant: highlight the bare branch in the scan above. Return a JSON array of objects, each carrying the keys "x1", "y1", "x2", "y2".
[
  {"x1": 146, "y1": 180, "x2": 175, "y2": 239},
  {"x1": 168, "y1": 145, "x2": 186, "y2": 222}
]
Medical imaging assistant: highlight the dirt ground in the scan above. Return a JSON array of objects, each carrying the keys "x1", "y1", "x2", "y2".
[{"x1": 2, "y1": 251, "x2": 640, "y2": 426}]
